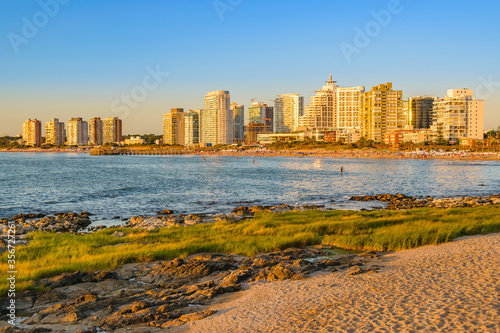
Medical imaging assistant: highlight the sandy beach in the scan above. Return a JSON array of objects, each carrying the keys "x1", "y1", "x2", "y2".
[{"x1": 184, "y1": 233, "x2": 500, "y2": 333}]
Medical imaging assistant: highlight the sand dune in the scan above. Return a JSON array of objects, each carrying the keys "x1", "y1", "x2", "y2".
[{"x1": 184, "y1": 233, "x2": 500, "y2": 333}]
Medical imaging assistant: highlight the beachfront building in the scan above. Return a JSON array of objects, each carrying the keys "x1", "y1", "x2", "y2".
[
  {"x1": 274, "y1": 93, "x2": 304, "y2": 133},
  {"x1": 431, "y1": 89, "x2": 484, "y2": 142},
  {"x1": 408, "y1": 96, "x2": 434, "y2": 129},
  {"x1": 163, "y1": 108, "x2": 185, "y2": 145},
  {"x1": 123, "y1": 136, "x2": 145, "y2": 145},
  {"x1": 88, "y1": 117, "x2": 103, "y2": 146},
  {"x1": 66, "y1": 118, "x2": 88, "y2": 146},
  {"x1": 201, "y1": 90, "x2": 233, "y2": 146},
  {"x1": 45, "y1": 118, "x2": 65, "y2": 146},
  {"x1": 337, "y1": 86, "x2": 365, "y2": 129},
  {"x1": 22, "y1": 119, "x2": 42, "y2": 146},
  {"x1": 360, "y1": 82, "x2": 405, "y2": 142},
  {"x1": 384, "y1": 129, "x2": 438, "y2": 145},
  {"x1": 231, "y1": 103, "x2": 244, "y2": 143},
  {"x1": 184, "y1": 109, "x2": 200, "y2": 146},
  {"x1": 103, "y1": 117, "x2": 122, "y2": 144},
  {"x1": 300, "y1": 74, "x2": 338, "y2": 129}
]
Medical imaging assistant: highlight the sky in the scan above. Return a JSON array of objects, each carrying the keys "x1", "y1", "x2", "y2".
[{"x1": 1, "y1": 0, "x2": 499, "y2": 136}]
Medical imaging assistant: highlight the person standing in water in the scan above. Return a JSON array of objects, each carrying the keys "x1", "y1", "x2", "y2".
[{"x1": 341, "y1": 166, "x2": 344, "y2": 174}]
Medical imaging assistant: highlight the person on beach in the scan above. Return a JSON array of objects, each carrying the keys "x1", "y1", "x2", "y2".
[{"x1": 341, "y1": 166, "x2": 344, "y2": 174}]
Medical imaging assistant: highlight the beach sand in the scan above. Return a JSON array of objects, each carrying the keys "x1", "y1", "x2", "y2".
[{"x1": 183, "y1": 233, "x2": 500, "y2": 333}]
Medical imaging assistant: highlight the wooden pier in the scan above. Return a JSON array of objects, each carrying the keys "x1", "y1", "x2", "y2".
[{"x1": 89, "y1": 148, "x2": 185, "y2": 156}]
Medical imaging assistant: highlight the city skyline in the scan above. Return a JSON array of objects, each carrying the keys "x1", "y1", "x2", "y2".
[{"x1": 1, "y1": 0, "x2": 499, "y2": 136}]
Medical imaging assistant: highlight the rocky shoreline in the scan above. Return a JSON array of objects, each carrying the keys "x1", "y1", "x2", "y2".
[
  {"x1": 1, "y1": 247, "x2": 383, "y2": 332},
  {"x1": 350, "y1": 193, "x2": 500, "y2": 210}
]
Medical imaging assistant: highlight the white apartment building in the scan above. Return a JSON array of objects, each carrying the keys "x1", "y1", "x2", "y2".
[
  {"x1": 337, "y1": 86, "x2": 365, "y2": 129},
  {"x1": 45, "y1": 118, "x2": 65, "y2": 146},
  {"x1": 66, "y1": 118, "x2": 88, "y2": 146},
  {"x1": 432, "y1": 89, "x2": 484, "y2": 141},
  {"x1": 274, "y1": 93, "x2": 304, "y2": 133},
  {"x1": 201, "y1": 90, "x2": 233, "y2": 145},
  {"x1": 300, "y1": 74, "x2": 338, "y2": 129}
]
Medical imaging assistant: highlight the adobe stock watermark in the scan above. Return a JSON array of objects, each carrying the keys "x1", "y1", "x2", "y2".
[
  {"x1": 340, "y1": 0, "x2": 407, "y2": 64},
  {"x1": 475, "y1": 75, "x2": 500, "y2": 100},
  {"x1": 213, "y1": 0, "x2": 243, "y2": 22},
  {"x1": 111, "y1": 65, "x2": 169, "y2": 119},
  {"x1": 7, "y1": 0, "x2": 71, "y2": 54}
]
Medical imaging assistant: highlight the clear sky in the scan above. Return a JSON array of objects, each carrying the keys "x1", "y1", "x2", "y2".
[{"x1": 1, "y1": 0, "x2": 499, "y2": 136}]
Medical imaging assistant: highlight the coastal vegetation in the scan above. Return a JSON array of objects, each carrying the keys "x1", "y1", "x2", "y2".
[{"x1": 1, "y1": 205, "x2": 500, "y2": 295}]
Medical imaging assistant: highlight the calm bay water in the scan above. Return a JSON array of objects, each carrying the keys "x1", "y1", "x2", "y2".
[{"x1": 0, "y1": 153, "x2": 499, "y2": 220}]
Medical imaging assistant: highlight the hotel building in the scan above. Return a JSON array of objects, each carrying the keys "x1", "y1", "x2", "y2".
[
  {"x1": 360, "y1": 82, "x2": 404, "y2": 142},
  {"x1": 45, "y1": 118, "x2": 65, "y2": 146},
  {"x1": 163, "y1": 108, "x2": 185, "y2": 145},
  {"x1": 22, "y1": 119, "x2": 42, "y2": 146},
  {"x1": 88, "y1": 117, "x2": 103, "y2": 146},
  {"x1": 432, "y1": 89, "x2": 484, "y2": 141},
  {"x1": 66, "y1": 118, "x2": 88, "y2": 146},
  {"x1": 103, "y1": 117, "x2": 123, "y2": 144},
  {"x1": 274, "y1": 93, "x2": 304, "y2": 133},
  {"x1": 201, "y1": 90, "x2": 233, "y2": 145}
]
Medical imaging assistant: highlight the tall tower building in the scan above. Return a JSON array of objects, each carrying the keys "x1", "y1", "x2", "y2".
[
  {"x1": 45, "y1": 118, "x2": 65, "y2": 146},
  {"x1": 88, "y1": 117, "x2": 103, "y2": 146},
  {"x1": 184, "y1": 109, "x2": 200, "y2": 145},
  {"x1": 163, "y1": 108, "x2": 185, "y2": 145},
  {"x1": 202, "y1": 90, "x2": 233, "y2": 145},
  {"x1": 360, "y1": 83, "x2": 404, "y2": 142},
  {"x1": 274, "y1": 93, "x2": 304, "y2": 133},
  {"x1": 22, "y1": 119, "x2": 42, "y2": 146},
  {"x1": 66, "y1": 118, "x2": 88, "y2": 146},
  {"x1": 103, "y1": 117, "x2": 122, "y2": 144},
  {"x1": 301, "y1": 74, "x2": 338, "y2": 129},
  {"x1": 231, "y1": 103, "x2": 244, "y2": 142},
  {"x1": 408, "y1": 96, "x2": 434, "y2": 129},
  {"x1": 337, "y1": 86, "x2": 365, "y2": 129},
  {"x1": 432, "y1": 89, "x2": 484, "y2": 141}
]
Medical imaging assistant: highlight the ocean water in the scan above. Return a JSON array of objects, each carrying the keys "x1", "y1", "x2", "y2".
[{"x1": 0, "y1": 153, "x2": 499, "y2": 220}]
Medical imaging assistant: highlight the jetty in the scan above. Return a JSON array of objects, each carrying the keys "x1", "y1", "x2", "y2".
[{"x1": 89, "y1": 148, "x2": 185, "y2": 156}]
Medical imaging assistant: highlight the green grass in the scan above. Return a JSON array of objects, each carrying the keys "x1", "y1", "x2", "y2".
[{"x1": 1, "y1": 205, "x2": 500, "y2": 295}]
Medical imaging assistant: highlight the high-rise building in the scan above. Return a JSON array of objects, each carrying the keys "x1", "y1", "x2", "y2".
[
  {"x1": 66, "y1": 118, "x2": 88, "y2": 146},
  {"x1": 45, "y1": 118, "x2": 65, "y2": 146},
  {"x1": 432, "y1": 89, "x2": 484, "y2": 141},
  {"x1": 300, "y1": 74, "x2": 338, "y2": 129},
  {"x1": 248, "y1": 102, "x2": 268, "y2": 124},
  {"x1": 88, "y1": 117, "x2": 103, "y2": 146},
  {"x1": 360, "y1": 83, "x2": 404, "y2": 142},
  {"x1": 184, "y1": 109, "x2": 200, "y2": 145},
  {"x1": 201, "y1": 90, "x2": 233, "y2": 145},
  {"x1": 337, "y1": 86, "x2": 365, "y2": 129},
  {"x1": 163, "y1": 108, "x2": 185, "y2": 145},
  {"x1": 103, "y1": 117, "x2": 122, "y2": 144},
  {"x1": 22, "y1": 119, "x2": 42, "y2": 146},
  {"x1": 274, "y1": 93, "x2": 304, "y2": 133},
  {"x1": 408, "y1": 96, "x2": 434, "y2": 129},
  {"x1": 231, "y1": 103, "x2": 244, "y2": 142}
]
